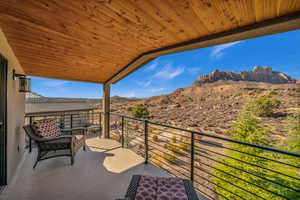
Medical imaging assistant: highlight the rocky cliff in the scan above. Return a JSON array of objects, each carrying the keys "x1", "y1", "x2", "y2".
[{"x1": 195, "y1": 66, "x2": 295, "y2": 85}]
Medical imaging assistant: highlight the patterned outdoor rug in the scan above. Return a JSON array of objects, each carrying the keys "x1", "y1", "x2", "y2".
[
  {"x1": 124, "y1": 175, "x2": 199, "y2": 200},
  {"x1": 0, "y1": 186, "x2": 6, "y2": 194}
]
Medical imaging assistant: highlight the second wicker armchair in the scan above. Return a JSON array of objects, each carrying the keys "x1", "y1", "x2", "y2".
[{"x1": 23, "y1": 118, "x2": 86, "y2": 168}]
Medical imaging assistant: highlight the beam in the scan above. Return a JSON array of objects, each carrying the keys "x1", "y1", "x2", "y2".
[
  {"x1": 106, "y1": 11, "x2": 300, "y2": 84},
  {"x1": 102, "y1": 84, "x2": 110, "y2": 138}
]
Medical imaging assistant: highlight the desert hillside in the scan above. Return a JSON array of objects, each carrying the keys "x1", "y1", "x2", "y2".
[{"x1": 113, "y1": 67, "x2": 300, "y2": 139}]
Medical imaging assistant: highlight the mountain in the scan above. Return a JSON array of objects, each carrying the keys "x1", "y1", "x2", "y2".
[
  {"x1": 114, "y1": 67, "x2": 299, "y2": 139},
  {"x1": 194, "y1": 66, "x2": 295, "y2": 85}
]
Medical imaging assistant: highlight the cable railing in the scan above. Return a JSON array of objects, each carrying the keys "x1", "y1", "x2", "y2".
[
  {"x1": 24, "y1": 110, "x2": 300, "y2": 200},
  {"x1": 110, "y1": 112, "x2": 300, "y2": 200},
  {"x1": 24, "y1": 109, "x2": 101, "y2": 152}
]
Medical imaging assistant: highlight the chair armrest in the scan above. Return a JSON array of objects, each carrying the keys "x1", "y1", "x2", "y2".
[
  {"x1": 40, "y1": 135, "x2": 73, "y2": 143},
  {"x1": 61, "y1": 127, "x2": 86, "y2": 132},
  {"x1": 61, "y1": 127, "x2": 87, "y2": 136}
]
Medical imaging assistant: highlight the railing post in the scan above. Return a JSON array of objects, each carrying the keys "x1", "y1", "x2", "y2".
[
  {"x1": 191, "y1": 132, "x2": 195, "y2": 185},
  {"x1": 121, "y1": 116, "x2": 125, "y2": 148},
  {"x1": 99, "y1": 112, "x2": 102, "y2": 137},
  {"x1": 92, "y1": 110, "x2": 94, "y2": 125},
  {"x1": 70, "y1": 114, "x2": 73, "y2": 129},
  {"x1": 29, "y1": 116, "x2": 32, "y2": 153},
  {"x1": 61, "y1": 114, "x2": 64, "y2": 129},
  {"x1": 144, "y1": 120, "x2": 149, "y2": 164}
]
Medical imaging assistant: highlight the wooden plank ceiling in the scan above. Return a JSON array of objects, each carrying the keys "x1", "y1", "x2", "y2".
[{"x1": 0, "y1": 0, "x2": 300, "y2": 83}]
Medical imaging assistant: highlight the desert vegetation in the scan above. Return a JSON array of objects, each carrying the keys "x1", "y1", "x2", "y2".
[
  {"x1": 213, "y1": 97, "x2": 300, "y2": 200},
  {"x1": 106, "y1": 67, "x2": 300, "y2": 199},
  {"x1": 244, "y1": 96, "x2": 281, "y2": 117},
  {"x1": 131, "y1": 104, "x2": 149, "y2": 118}
]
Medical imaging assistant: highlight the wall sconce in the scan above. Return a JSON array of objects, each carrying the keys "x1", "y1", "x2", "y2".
[{"x1": 12, "y1": 69, "x2": 31, "y2": 93}]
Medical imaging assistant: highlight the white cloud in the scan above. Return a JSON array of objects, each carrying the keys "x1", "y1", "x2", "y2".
[
  {"x1": 136, "y1": 80, "x2": 152, "y2": 87},
  {"x1": 154, "y1": 63, "x2": 185, "y2": 79},
  {"x1": 143, "y1": 80, "x2": 152, "y2": 87},
  {"x1": 145, "y1": 87, "x2": 167, "y2": 93},
  {"x1": 210, "y1": 41, "x2": 242, "y2": 59},
  {"x1": 113, "y1": 87, "x2": 168, "y2": 98},
  {"x1": 187, "y1": 67, "x2": 201, "y2": 74},
  {"x1": 118, "y1": 91, "x2": 137, "y2": 98},
  {"x1": 43, "y1": 80, "x2": 68, "y2": 87},
  {"x1": 145, "y1": 63, "x2": 158, "y2": 72}
]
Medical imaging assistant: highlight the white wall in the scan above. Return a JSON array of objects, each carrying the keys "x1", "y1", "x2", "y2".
[{"x1": 0, "y1": 29, "x2": 26, "y2": 183}]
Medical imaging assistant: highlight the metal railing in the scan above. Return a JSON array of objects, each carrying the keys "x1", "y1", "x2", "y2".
[
  {"x1": 24, "y1": 110, "x2": 300, "y2": 200},
  {"x1": 110, "y1": 112, "x2": 300, "y2": 200},
  {"x1": 24, "y1": 109, "x2": 102, "y2": 152}
]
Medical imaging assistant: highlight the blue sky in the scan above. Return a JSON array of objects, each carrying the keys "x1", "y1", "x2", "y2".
[{"x1": 31, "y1": 30, "x2": 300, "y2": 99}]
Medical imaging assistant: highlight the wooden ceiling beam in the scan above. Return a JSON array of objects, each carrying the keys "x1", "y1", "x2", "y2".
[{"x1": 106, "y1": 11, "x2": 300, "y2": 84}]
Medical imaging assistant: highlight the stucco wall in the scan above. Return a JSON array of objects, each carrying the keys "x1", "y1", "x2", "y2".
[{"x1": 0, "y1": 29, "x2": 26, "y2": 184}]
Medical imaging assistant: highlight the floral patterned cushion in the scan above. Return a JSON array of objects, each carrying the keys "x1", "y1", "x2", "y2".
[
  {"x1": 32, "y1": 119, "x2": 62, "y2": 138},
  {"x1": 135, "y1": 176, "x2": 188, "y2": 200}
]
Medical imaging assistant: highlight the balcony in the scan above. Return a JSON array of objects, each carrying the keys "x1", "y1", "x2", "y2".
[
  {"x1": 2, "y1": 137, "x2": 175, "y2": 200},
  {"x1": 2, "y1": 109, "x2": 299, "y2": 200},
  {"x1": 1, "y1": 3, "x2": 300, "y2": 200}
]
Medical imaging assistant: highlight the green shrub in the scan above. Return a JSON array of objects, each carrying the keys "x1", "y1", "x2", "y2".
[
  {"x1": 249, "y1": 89, "x2": 263, "y2": 96},
  {"x1": 288, "y1": 92, "x2": 300, "y2": 97},
  {"x1": 245, "y1": 96, "x2": 281, "y2": 117},
  {"x1": 152, "y1": 135, "x2": 159, "y2": 142},
  {"x1": 150, "y1": 128, "x2": 160, "y2": 135},
  {"x1": 288, "y1": 113, "x2": 300, "y2": 133},
  {"x1": 131, "y1": 105, "x2": 150, "y2": 118},
  {"x1": 111, "y1": 133, "x2": 120, "y2": 141},
  {"x1": 234, "y1": 93, "x2": 242, "y2": 97},
  {"x1": 268, "y1": 90, "x2": 281, "y2": 96},
  {"x1": 161, "y1": 152, "x2": 176, "y2": 163},
  {"x1": 213, "y1": 111, "x2": 300, "y2": 200},
  {"x1": 164, "y1": 143, "x2": 181, "y2": 154},
  {"x1": 172, "y1": 135, "x2": 177, "y2": 143},
  {"x1": 231, "y1": 111, "x2": 270, "y2": 145},
  {"x1": 179, "y1": 143, "x2": 191, "y2": 152},
  {"x1": 285, "y1": 113, "x2": 300, "y2": 156},
  {"x1": 152, "y1": 156, "x2": 164, "y2": 168}
]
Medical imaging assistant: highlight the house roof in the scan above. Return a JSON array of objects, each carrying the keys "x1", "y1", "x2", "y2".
[{"x1": 0, "y1": 0, "x2": 300, "y2": 84}]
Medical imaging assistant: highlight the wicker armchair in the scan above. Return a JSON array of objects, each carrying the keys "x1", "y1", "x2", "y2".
[{"x1": 23, "y1": 119, "x2": 86, "y2": 168}]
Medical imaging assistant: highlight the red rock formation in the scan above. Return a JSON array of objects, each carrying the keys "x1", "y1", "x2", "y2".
[{"x1": 195, "y1": 66, "x2": 295, "y2": 85}]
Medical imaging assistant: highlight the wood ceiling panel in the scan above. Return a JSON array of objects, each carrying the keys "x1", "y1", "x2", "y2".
[
  {"x1": 254, "y1": 0, "x2": 279, "y2": 22},
  {"x1": 0, "y1": 16, "x2": 127, "y2": 83},
  {"x1": 0, "y1": 1, "x2": 146, "y2": 54},
  {"x1": 0, "y1": 0, "x2": 299, "y2": 83},
  {"x1": 191, "y1": 0, "x2": 240, "y2": 33},
  {"x1": 278, "y1": 0, "x2": 300, "y2": 16},
  {"x1": 221, "y1": 0, "x2": 256, "y2": 26}
]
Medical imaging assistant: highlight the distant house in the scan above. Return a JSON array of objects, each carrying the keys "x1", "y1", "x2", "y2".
[{"x1": 25, "y1": 92, "x2": 44, "y2": 99}]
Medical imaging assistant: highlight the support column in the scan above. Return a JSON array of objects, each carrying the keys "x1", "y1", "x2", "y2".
[{"x1": 102, "y1": 84, "x2": 110, "y2": 138}]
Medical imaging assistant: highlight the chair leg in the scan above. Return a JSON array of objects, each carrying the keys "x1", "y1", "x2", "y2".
[
  {"x1": 33, "y1": 149, "x2": 41, "y2": 169},
  {"x1": 70, "y1": 149, "x2": 74, "y2": 165},
  {"x1": 71, "y1": 155, "x2": 74, "y2": 165}
]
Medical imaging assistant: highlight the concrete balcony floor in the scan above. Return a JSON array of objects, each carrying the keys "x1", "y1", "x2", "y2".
[{"x1": 2, "y1": 137, "x2": 173, "y2": 200}]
